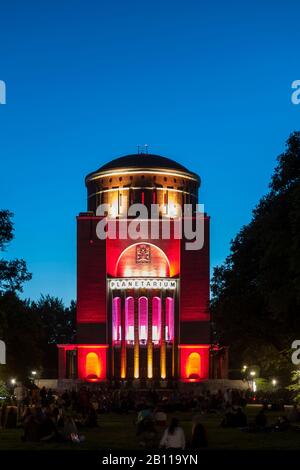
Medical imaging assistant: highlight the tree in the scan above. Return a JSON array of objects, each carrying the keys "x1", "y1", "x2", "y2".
[
  {"x1": 0, "y1": 380, "x2": 9, "y2": 399},
  {"x1": 0, "y1": 291, "x2": 42, "y2": 380},
  {"x1": 32, "y1": 295, "x2": 76, "y2": 345},
  {"x1": 211, "y1": 132, "x2": 300, "y2": 380},
  {"x1": 0, "y1": 211, "x2": 77, "y2": 379},
  {"x1": 0, "y1": 210, "x2": 31, "y2": 293},
  {"x1": 287, "y1": 370, "x2": 300, "y2": 404},
  {"x1": 31, "y1": 295, "x2": 76, "y2": 377}
]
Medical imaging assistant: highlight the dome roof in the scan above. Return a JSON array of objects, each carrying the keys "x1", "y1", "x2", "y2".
[{"x1": 86, "y1": 153, "x2": 199, "y2": 181}]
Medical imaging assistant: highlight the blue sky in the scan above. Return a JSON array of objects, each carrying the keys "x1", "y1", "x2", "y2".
[{"x1": 0, "y1": 0, "x2": 299, "y2": 304}]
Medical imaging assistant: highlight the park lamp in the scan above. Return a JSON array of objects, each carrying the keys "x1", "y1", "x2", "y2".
[
  {"x1": 31, "y1": 370, "x2": 37, "y2": 376},
  {"x1": 242, "y1": 365, "x2": 248, "y2": 371},
  {"x1": 250, "y1": 370, "x2": 256, "y2": 377},
  {"x1": 10, "y1": 378, "x2": 16, "y2": 385},
  {"x1": 272, "y1": 379, "x2": 277, "y2": 386}
]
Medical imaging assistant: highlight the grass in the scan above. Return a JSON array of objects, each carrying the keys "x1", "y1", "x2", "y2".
[{"x1": 1, "y1": 405, "x2": 300, "y2": 451}]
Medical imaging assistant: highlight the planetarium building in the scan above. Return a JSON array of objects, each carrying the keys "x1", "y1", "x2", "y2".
[{"x1": 58, "y1": 153, "x2": 227, "y2": 385}]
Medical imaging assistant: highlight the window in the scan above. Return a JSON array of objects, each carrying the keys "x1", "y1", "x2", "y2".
[
  {"x1": 125, "y1": 297, "x2": 134, "y2": 342},
  {"x1": 112, "y1": 297, "x2": 121, "y2": 342},
  {"x1": 165, "y1": 297, "x2": 174, "y2": 341},
  {"x1": 152, "y1": 297, "x2": 161, "y2": 343},
  {"x1": 138, "y1": 297, "x2": 148, "y2": 342}
]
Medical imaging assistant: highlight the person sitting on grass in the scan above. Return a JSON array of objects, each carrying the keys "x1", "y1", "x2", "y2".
[
  {"x1": 255, "y1": 408, "x2": 267, "y2": 430},
  {"x1": 190, "y1": 421, "x2": 208, "y2": 449},
  {"x1": 63, "y1": 415, "x2": 85, "y2": 443},
  {"x1": 154, "y1": 407, "x2": 167, "y2": 428},
  {"x1": 39, "y1": 411, "x2": 60, "y2": 442},
  {"x1": 287, "y1": 404, "x2": 300, "y2": 423},
  {"x1": 136, "y1": 404, "x2": 152, "y2": 435},
  {"x1": 84, "y1": 404, "x2": 98, "y2": 427},
  {"x1": 235, "y1": 407, "x2": 247, "y2": 427},
  {"x1": 22, "y1": 409, "x2": 39, "y2": 442},
  {"x1": 221, "y1": 406, "x2": 247, "y2": 428},
  {"x1": 273, "y1": 415, "x2": 290, "y2": 432},
  {"x1": 159, "y1": 418, "x2": 185, "y2": 450}
]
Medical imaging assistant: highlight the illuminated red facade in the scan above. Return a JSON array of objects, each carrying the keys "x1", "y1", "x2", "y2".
[{"x1": 58, "y1": 153, "x2": 227, "y2": 384}]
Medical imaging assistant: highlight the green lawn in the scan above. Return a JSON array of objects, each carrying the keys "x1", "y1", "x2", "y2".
[{"x1": 1, "y1": 405, "x2": 300, "y2": 451}]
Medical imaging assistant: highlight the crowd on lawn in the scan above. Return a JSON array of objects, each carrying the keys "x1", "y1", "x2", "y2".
[{"x1": 0, "y1": 383, "x2": 300, "y2": 449}]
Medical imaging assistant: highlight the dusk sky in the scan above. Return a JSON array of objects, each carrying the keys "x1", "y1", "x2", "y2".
[{"x1": 0, "y1": 0, "x2": 299, "y2": 304}]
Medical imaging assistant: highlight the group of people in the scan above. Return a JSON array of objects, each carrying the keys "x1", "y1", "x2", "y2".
[
  {"x1": 9, "y1": 383, "x2": 251, "y2": 415},
  {"x1": 136, "y1": 408, "x2": 208, "y2": 450},
  {"x1": 0, "y1": 383, "x2": 212, "y2": 449},
  {"x1": 1, "y1": 382, "x2": 299, "y2": 448},
  {"x1": 220, "y1": 403, "x2": 300, "y2": 433}
]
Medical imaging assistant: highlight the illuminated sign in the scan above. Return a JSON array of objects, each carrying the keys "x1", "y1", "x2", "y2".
[{"x1": 108, "y1": 278, "x2": 177, "y2": 290}]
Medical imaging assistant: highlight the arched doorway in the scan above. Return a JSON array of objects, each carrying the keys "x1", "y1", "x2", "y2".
[
  {"x1": 186, "y1": 352, "x2": 201, "y2": 379},
  {"x1": 85, "y1": 352, "x2": 100, "y2": 379}
]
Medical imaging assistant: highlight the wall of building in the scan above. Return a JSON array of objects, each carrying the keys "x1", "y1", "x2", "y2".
[
  {"x1": 77, "y1": 216, "x2": 107, "y2": 325},
  {"x1": 86, "y1": 169, "x2": 199, "y2": 216}
]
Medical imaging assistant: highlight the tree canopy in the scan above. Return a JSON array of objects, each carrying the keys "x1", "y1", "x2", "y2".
[
  {"x1": 0, "y1": 210, "x2": 32, "y2": 293},
  {"x1": 0, "y1": 211, "x2": 76, "y2": 379},
  {"x1": 211, "y1": 131, "x2": 300, "y2": 380}
]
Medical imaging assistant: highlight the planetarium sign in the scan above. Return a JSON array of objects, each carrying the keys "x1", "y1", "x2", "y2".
[{"x1": 108, "y1": 278, "x2": 177, "y2": 290}]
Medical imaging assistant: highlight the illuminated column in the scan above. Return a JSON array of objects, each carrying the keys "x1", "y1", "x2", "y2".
[
  {"x1": 110, "y1": 292, "x2": 114, "y2": 379},
  {"x1": 171, "y1": 290, "x2": 176, "y2": 378},
  {"x1": 120, "y1": 292, "x2": 126, "y2": 379},
  {"x1": 147, "y1": 292, "x2": 153, "y2": 379},
  {"x1": 134, "y1": 293, "x2": 139, "y2": 379},
  {"x1": 160, "y1": 292, "x2": 166, "y2": 379}
]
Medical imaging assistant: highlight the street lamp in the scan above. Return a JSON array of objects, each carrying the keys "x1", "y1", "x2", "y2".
[
  {"x1": 272, "y1": 379, "x2": 277, "y2": 386},
  {"x1": 31, "y1": 370, "x2": 37, "y2": 376},
  {"x1": 10, "y1": 378, "x2": 16, "y2": 385},
  {"x1": 250, "y1": 370, "x2": 256, "y2": 377}
]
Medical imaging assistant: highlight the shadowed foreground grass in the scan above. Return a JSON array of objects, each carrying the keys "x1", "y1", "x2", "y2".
[{"x1": 1, "y1": 406, "x2": 300, "y2": 451}]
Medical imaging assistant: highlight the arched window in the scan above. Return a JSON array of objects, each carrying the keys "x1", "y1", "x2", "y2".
[
  {"x1": 138, "y1": 297, "x2": 148, "y2": 342},
  {"x1": 116, "y1": 243, "x2": 170, "y2": 277},
  {"x1": 112, "y1": 297, "x2": 121, "y2": 342},
  {"x1": 125, "y1": 296, "x2": 134, "y2": 342},
  {"x1": 165, "y1": 297, "x2": 174, "y2": 341},
  {"x1": 86, "y1": 352, "x2": 100, "y2": 378},
  {"x1": 152, "y1": 297, "x2": 161, "y2": 343},
  {"x1": 186, "y1": 352, "x2": 201, "y2": 379}
]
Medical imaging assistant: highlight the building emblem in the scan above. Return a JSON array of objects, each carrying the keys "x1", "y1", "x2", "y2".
[{"x1": 136, "y1": 244, "x2": 151, "y2": 264}]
